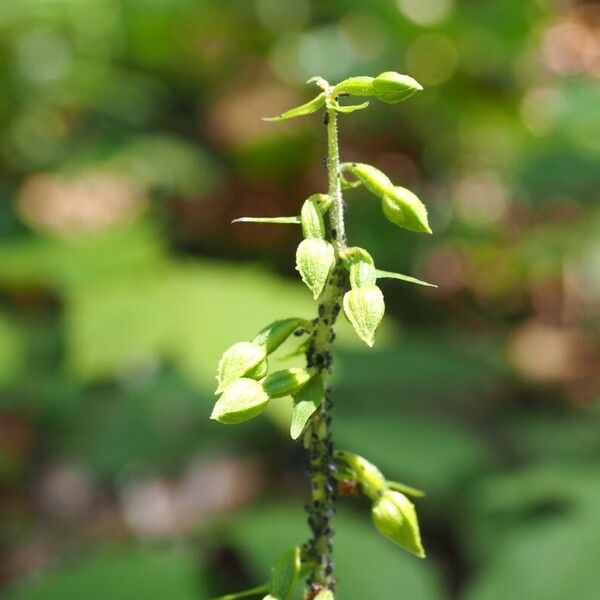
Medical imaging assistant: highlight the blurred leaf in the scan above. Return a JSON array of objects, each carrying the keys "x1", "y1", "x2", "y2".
[
  {"x1": 10, "y1": 546, "x2": 206, "y2": 600},
  {"x1": 0, "y1": 312, "x2": 23, "y2": 387},
  {"x1": 228, "y1": 503, "x2": 443, "y2": 600}
]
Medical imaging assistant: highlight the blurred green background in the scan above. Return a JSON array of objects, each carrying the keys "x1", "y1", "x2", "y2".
[{"x1": 0, "y1": 0, "x2": 598, "y2": 598}]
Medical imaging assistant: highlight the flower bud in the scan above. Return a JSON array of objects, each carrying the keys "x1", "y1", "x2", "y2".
[
  {"x1": 342, "y1": 285, "x2": 385, "y2": 347},
  {"x1": 381, "y1": 186, "x2": 431, "y2": 234},
  {"x1": 332, "y1": 76, "x2": 375, "y2": 97},
  {"x1": 371, "y1": 490, "x2": 425, "y2": 558},
  {"x1": 263, "y1": 368, "x2": 312, "y2": 398},
  {"x1": 296, "y1": 238, "x2": 335, "y2": 299},
  {"x1": 373, "y1": 71, "x2": 423, "y2": 104},
  {"x1": 301, "y1": 197, "x2": 326, "y2": 239},
  {"x1": 216, "y1": 341, "x2": 267, "y2": 394},
  {"x1": 335, "y1": 451, "x2": 386, "y2": 498},
  {"x1": 341, "y1": 247, "x2": 376, "y2": 289},
  {"x1": 345, "y1": 163, "x2": 394, "y2": 198},
  {"x1": 210, "y1": 378, "x2": 270, "y2": 424}
]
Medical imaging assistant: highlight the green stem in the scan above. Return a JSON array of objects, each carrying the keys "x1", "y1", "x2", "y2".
[{"x1": 304, "y1": 105, "x2": 347, "y2": 593}]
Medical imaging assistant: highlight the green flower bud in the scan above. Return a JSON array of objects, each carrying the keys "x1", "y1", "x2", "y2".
[
  {"x1": 371, "y1": 490, "x2": 425, "y2": 558},
  {"x1": 263, "y1": 92, "x2": 326, "y2": 121},
  {"x1": 335, "y1": 451, "x2": 386, "y2": 499},
  {"x1": 290, "y1": 374, "x2": 323, "y2": 440},
  {"x1": 342, "y1": 285, "x2": 385, "y2": 347},
  {"x1": 263, "y1": 368, "x2": 312, "y2": 398},
  {"x1": 216, "y1": 342, "x2": 267, "y2": 394},
  {"x1": 341, "y1": 247, "x2": 377, "y2": 289},
  {"x1": 345, "y1": 163, "x2": 393, "y2": 198},
  {"x1": 301, "y1": 197, "x2": 326, "y2": 239},
  {"x1": 296, "y1": 238, "x2": 335, "y2": 299},
  {"x1": 253, "y1": 318, "x2": 312, "y2": 354},
  {"x1": 332, "y1": 76, "x2": 375, "y2": 97},
  {"x1": 270, "y1": 546, "x2": 301, "y2": 599},
  {"x1": 373, "y1": 72, "x2": 423, "y2": 104},
  {"x1": 381, "y1": 186, "x2": 431, "y2": 234},
  {"x1": 210, "y1": 378, "x2": 269, "y2": 424}
]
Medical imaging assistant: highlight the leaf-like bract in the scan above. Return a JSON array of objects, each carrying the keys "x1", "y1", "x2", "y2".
[
  {"x1": 232, "y1": 216, "x2": 300, "y2": 225},
  {"x1": 290, "y1": 374, "x2": 323, "y2": 439},
  {"x1": 270, "y1": 546, "x2": 301, "y2": 599},
  {"x1": 253, "y1": 318, "x2": 311, "y2": 354},
  {"x1": 263, "y1": 92, "x2": 326, "y2": 122},
  {"x1": 375, "y1": 269, "x2": 436, "y2": 288}
]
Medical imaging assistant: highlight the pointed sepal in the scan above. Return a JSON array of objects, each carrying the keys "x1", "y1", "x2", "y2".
[
  {"x1": 342, "y1": 285, "x2": 385, "y2": 347},
  {"x1": 300, "y1": 197, "x2": 326, "y2": 239},
  {"x1": 332, "y1": 76, "x2": 375, "y2": 97},
  {"x1": 296, "y1": 238, "x2": 335, "y2": 299}
]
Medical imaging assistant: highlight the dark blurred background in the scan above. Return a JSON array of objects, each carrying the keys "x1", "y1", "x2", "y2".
[{"x1": 0, "y1": 1, "x2": 598, "y2": 598}]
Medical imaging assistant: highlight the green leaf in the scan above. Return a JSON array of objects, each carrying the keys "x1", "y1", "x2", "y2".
[
  {"x1": 270, "y1": 546, "x2": 301, "y2": 599},
  {"x1": 373, "y1": 72, "x2": 423, "y2": 104},
  {"x1": 342, "y1": 286, "x2": 385, "y2": 347},
  {"x1": 263, "y1": 368, "x2": 312, "y2": 399},
  {"x1": 215, "y1": 583, "x2": 270, "y2": 600},
  {"x1": 343, "y1": 162, "x2": 393, "y2": 197},
  {"x1": 263, "y1": 92, "x2": 326, "y2": 122},
  {"x1": 232, "y1": 217, "x2": 301, "y2": 225},
  {"x1": 332, "y1": 76, "x2": 375, "y2": 97},
  {"x1": 371, "y1": 490, "x2": 425, "y2": 558},
  {"x1": 328, "y1": 99, "x2": 370, "y2": 114},
  {"x1": 216, "y1": 342, "x2": 267, "y2": 394},
  {"x1": 375, "y1": 270, "x2": 436, "y2": 288},
  {"x1": 253, "y1": 318, "x2": 312, "y2": 354},
  {"x1": 341, "y1": 247, "x2": 377, "y2": 289},
  {"x1": 295, "y1": 238, "x2": 335, "y2": 299},
  {"x1": 9, "y1": 547, "x2": 205, "y2": 600},
  {"x1": 381, "y1": 187, "x2": 432, "y2": 234},
  {"x1": 290, "y1": 374, "x2": 323, "y2": 440},
  {"x1": 210, "y1": 378, "x2": 270, "y2": 424},
  {"x1": 300, "y1": 197, "x2": 326, "y2": 239}
]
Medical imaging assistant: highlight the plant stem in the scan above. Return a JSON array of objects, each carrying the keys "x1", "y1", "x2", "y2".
[{"x1": 304, "y1": 105, "x2": 347, "y2": 594}]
